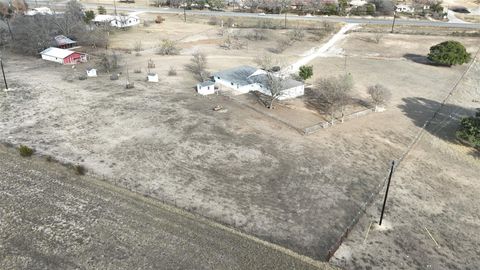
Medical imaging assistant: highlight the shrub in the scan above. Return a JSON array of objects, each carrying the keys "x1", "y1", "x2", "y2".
[
  {"x1": 143, "y1": 20, "x2": 151, "y2": 27},
  {"x1": 208, "y1": 16, "x2": 218, "y2": 25},
  {"x1": 246, "y1": 29, "x2": 268, "y2": 41},
  {"x1": 288, "y1": 28, "x2": 305, "y2": 41},
  {"x1": 97, "y1": 6, "x2": 106, "y2": 15},
  {"x1": 133, "y1": 41, "x2": 142, "y2": 52},
  {"x1": 156, "y1": 39, "x2": 180, "y2": 55},
  {"x1": 456, "y1": 109, "x2": 480, "y2": 148},
  {"x1": 155, "y1": 15, "x2": 165, "y2": 24},
  {"x1": 134, "y1": 69, "x2": 141, "y2": 73},
  {"x1": 19, "y1": 145, "x2": 34, "y2": 157},
  {"x1": 126, "y1": 82, "x2": 135, "y2": 89},
  {"x1": 74, "y1": 164, "x2": 87, "y2": 175},
  {"x1": 428, "y1": 41, "x2": 471, "y2": 66},
  {"x1": 168, "y1": 66, "x2": 177, "y2": 76},
  {"x1": 78, "y1": 74, "x2": 87, "y2": 80},
  {"x1": 110, "y1": 74, "x2": 119, "y2": 80},
  {"x1": 299, "y1": 65, "x2": 313, "y2": 81}
]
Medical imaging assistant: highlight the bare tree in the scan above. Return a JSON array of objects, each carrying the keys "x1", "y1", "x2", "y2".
[
  {"x1": 315, "y1": 75, "x2": 353, "y2": 124},
  {"x1": 185, "y1": 52, "x2": 210, "y2": 81},
  {"x1": 368, "y1": 84, "x2": 391, "y2": 111},
  {"x1": 11, "y1": 15, "x2": 53, "y2": 55},
  {"x1": 265, "y1": 73, "x2": 284, "y2": 109},
  {"x1": 52, "y1": 0, "x2": 86, "y2": 36},
  {"x1": 156, "y1": 39, "x2": 180, "y2": 55},
  {"x1": 254, "y1": 53, "x2": 282, "y2": 71},
  {"x1": 98, "y1": 51, "x2": 121, "y2": 73}
]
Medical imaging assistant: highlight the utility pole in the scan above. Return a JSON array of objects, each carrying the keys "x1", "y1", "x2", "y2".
[
  {"x1": 284, "y1": 11, "x2": 287, "y2": 29},
  {"x1": 379, "y1": 160, "x2": 395, "y2": 226},
  {"x1": 183, "y1": 0, "x2": 187, "y2": 22},
  {"x1": 1, "y1": 59, "x2": 8, "y2": 90},
  {"x1": 391, "y1": 11, "x2": 396, "y2": 33},
  {"x1": 114, "y1": 0, "x2": 117, "y2": 16}
]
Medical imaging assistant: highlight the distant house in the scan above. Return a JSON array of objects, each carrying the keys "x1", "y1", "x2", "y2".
[
  {"x1": 54, "y1": 35, "x2": 77, "y2": 49},
  {"x1": 212, "y1": 66, "x2": 304, "y2": 100},
  {"x1": 93, "y1": 14, "x2": 140, "y2": 28},
  {"x1": 349, "y1": 0, "x2": 368, "y2": 7},
  {"x1": 25, "y1": 7, "x2": 53, "y2": 16},
  {"x1": 197, "y1": 81, "x2": 215, "y2": 95},
  {"x1": 40, "y1": 47, "x2": 87, "y2": 65},
  {"x1": 396, "y1": 4, "x2": 415, "y2": 13},
  {"x1": 147, "y1": 73, "x2": 159, "y2": 82}
]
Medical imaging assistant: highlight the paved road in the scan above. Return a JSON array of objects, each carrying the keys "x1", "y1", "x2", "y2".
[
  {"x1": 0, "y1": 145, "x2": 335, "y2": 270},
  {"x1": 29, "y1": 0, "x2": 480, "y2": 29}
]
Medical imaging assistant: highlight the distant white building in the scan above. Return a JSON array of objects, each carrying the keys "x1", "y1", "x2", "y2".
[
  {"x1": 212, "y1": 66, "x2": 304, "y2": 100},
  {"x1": 349, "y1": 0, "x2": 368, "y2": 7},
  {"x1": 26, "y1": 7, "x2": 53, "y2": 16},
  {"x1": 93, "y1": 14, "x2": 140, "y2": 28},
  {"x1": 197, "y1": 81, "x2": 215, "y2": 95},
  {"x1": 396, "y1": 4, "x2": 415, "y2": 13}
]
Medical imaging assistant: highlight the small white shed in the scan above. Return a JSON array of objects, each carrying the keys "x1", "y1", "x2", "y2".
[
  {"x1": 86, "y1": 68, "x2": 97, "y2": 77},
  {"x1": 147, "y1": 73, "x2": 159, "y2": 82},
  {"x1": 197, "y1": 81, "x2": 215, "y2": 95}
]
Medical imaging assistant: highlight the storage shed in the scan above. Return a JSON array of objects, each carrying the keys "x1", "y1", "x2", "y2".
[
  {"x1": 197, "y1": 81, "x2": 215, "y2": 95},
  {"x1": 40, "y1": 47, "x2": 87, "y2": 65}
]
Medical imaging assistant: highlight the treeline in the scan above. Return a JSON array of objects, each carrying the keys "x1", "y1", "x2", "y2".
[{"x1": 0, "y1": 0, "x2": 109, "y2": 55}]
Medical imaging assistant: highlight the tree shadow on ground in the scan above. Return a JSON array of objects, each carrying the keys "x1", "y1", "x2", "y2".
[
  {"x1": 403, "y1": 53, "x2": 432, "y2": 65},
  {"x1": 398, "y1": 97, "x2": 479, "y2": 157}
]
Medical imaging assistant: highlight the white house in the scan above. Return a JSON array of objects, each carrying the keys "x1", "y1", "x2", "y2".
[
  {"x1": 197, "y1": 81, "x2": 215, "y2": 95},
  {"x1": 212, "y1": 66, "x2": 304, "y2": 100},
  {"x1": 349, "y1": 0, "x2": 368, "y2": 7},
  {"x1": 26, "y1": 7, "x2": 53, "y2": 16},
  {"x1": 93, "y1": 14, "x2": 140, "y2": 28},
  {"x1": 86, "y1": 68, "x2": 97, "y2": 77},
  {"x1": 40, "y1": 47, "x2": 88, "y2": 65},
  {"x1": 396, "y1": 4, "x2": 415, "y2": 13}
]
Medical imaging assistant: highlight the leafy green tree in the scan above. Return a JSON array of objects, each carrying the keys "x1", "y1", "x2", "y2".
[
  {"x1": 298, "y1": 65, "x2": 313, "y2": 81},
  {"x1": 84, "y1": 10, "x2": 95, "y2": 24},
  {"x1": 97, "y1": 6, "x2": 106, "y2": 14},
  {"x1": 427, "y1": 41, "x2": 471, "y2": 66},
  {"x1": 456, "y1": 109, "x2": 480, "y2": 148}
]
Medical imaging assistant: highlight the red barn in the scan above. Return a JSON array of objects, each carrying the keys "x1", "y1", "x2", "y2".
[{"x1": 40, "y1": 47, "x2": 88, "y2": 65}]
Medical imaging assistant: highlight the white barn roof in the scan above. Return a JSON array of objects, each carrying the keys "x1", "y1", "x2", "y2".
[{"x1": 40, "y1": 47, "x2": 75, "y2": 59}]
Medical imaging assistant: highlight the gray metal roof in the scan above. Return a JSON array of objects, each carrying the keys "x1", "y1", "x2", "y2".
[
  {"x1": 212, "y1": 66, "x2": 258, "y2": 86},
  {"x1": 54, "y1": 35, "x2": 77, "y2": 46},
  {"x1": 213, "y1": 65, "x2": 304, "y2": 90},
  {"x1": 198, "y1": 80, "x2": 215, "y2": 87},
  {"x1": 248, "y1": 74, "x2": 304, "y2": 90}
]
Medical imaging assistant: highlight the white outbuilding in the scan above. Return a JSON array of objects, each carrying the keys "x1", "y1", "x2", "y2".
[
  {"x1": 147, "y1": 73, "x2": 159, "y2": 82},
  {"x1": 86, "y1": 68, "x2": 97, "y2": 77},
  {"x1": 197, "y1": 81, "x2": 215, "y2": 95}
]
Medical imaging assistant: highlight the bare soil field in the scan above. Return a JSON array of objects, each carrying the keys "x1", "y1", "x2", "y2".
[
  {"x1": 0, "y1": 145, "x2": 333, "y2": 270},
  {"x1": 1, "y1": 19, "x2": 479, "y2": 266}
]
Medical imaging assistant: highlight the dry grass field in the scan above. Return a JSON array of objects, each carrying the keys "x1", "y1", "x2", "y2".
[{"x1": 1, "y1": 15, "x2": 479, "y2": 267}]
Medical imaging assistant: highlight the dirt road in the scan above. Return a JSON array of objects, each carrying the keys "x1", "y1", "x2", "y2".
[{"x1": 0, "y1": 145, "x2": 335, "y2": 270}]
